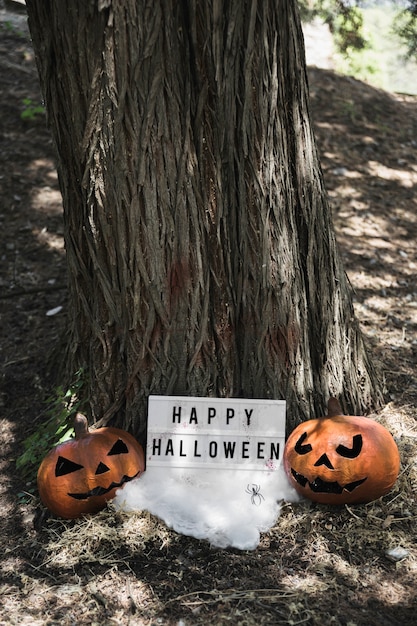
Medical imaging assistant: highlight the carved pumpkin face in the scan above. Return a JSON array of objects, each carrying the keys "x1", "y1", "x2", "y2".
[
  {"x1": 283, "y1": 400, "x2": 400, "y2": 504},
  {"x1": 37, "y1": 414, "x2": 145, "y2": 518}
]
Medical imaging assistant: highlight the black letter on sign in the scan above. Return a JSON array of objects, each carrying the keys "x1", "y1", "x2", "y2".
[
  {"x1": 257, "y1": 441, "x2": 265, "y2": 459},
  {"x1": 223, "y1": 441, "x2": 236, "y2": 458},
  {"x1": 193, "y1": 440, "x2": 201, "y2": 457},
  {"x1": 209, "y1": 441, "x2": 218, "y2": 458},
  {"x1": 245, "y1": 408, "x2": 253, "y2": 426},
  {"x1": 172, "y1": 406, "x2": 181, "y2": 423},
  {"x1": 152, "y1": 439, "x2": 162, "y2": 455},
  {"x1": 270, "y1": 442, "x2": 280, "y2": 460}
]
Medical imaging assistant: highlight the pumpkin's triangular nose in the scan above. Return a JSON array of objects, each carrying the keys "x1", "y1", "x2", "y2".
[
  {"x1": 314, "y1": 454, "x2": 334, "y2": 470},
  {"x1": 95, "y1": 462, "x2": 110, "y2": 475}
]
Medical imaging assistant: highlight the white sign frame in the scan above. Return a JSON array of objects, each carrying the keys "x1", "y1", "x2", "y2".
[{"x1": 147, "y1": 395, "x2": 286, "y2": 472}]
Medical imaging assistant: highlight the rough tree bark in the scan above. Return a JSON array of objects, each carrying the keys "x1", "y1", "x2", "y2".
[{"x1": 26, "y1": 0, "x2": 382, "y2": 442}]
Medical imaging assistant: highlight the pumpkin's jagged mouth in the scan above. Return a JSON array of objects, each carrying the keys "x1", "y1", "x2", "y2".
[
  {"x1": 68, "y1": 472, "x2": 139, "y2": 500},
  {"x1": 291, "y1": 469, "x2": 367, "y2": 494}
]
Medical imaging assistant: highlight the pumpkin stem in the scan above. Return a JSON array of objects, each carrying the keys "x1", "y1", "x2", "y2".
[
  {"x1": 74, "y1": 413, "x2": 89, "y2": 439},
  {"x1": 327, "y1": 397, "x2": 344, "y2": 417}
]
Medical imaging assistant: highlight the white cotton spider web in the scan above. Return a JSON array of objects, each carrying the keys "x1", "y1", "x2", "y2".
[{"x1": 113, "y1": 465, "x2": 299, "y2": 550}]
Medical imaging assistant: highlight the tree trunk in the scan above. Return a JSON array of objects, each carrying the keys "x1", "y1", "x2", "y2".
[{"x1": 26, "y1": 0, "x2": 382, "y2": 442}]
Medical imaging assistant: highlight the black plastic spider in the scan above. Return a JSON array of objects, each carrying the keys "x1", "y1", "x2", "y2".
[{"x1": 245, "y1": 483, "x2": 265, "y2": 506}]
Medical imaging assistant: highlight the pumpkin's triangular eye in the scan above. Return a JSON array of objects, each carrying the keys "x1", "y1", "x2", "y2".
[
  {"x1": 108, "y1": 439, "x2": 129, "y2": 455},
  {"x1": 55, "y1": 456, "x2": 84, "y2": 477},
  {"x1": 295, "y1": 432, "x2": 312, "y2": 455},
  {"x1": 336, "y1": 434, "x2": 363, "y2": 458}
]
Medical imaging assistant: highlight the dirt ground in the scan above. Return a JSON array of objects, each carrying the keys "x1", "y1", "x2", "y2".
[{"x1": 1, "y1": 10, "x2": 417, "y2": 626}]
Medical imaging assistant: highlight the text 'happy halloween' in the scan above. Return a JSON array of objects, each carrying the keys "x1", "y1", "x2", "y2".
[{"x1": 146, "y1": 395, "x2": 286, "y2": 470}]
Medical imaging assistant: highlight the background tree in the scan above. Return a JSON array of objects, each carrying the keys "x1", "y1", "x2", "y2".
[
  {"x1": 394, "y1": 0, "x2": 417, "y2": 59},
  {"x1": 298, "y1": 0, "x2": 369, "y2": 54},
  {"x1": 25, "y1": 0, "x2": 382, "y2": 442},
  {"x1": 300, "y1": 0, "x2": 417, "y2": 62}
]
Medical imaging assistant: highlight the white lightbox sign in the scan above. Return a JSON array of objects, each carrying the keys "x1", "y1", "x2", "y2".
[{"x1": 147, "y1": 395, "x2": 286, "y2": 471}]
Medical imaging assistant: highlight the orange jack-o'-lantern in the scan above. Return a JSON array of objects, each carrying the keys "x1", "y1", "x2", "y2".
[
  {"x1": 37, "y1": 413, "x2": 145, "y2": 518},
  {"x1": 283, "y1": 398, "x2": 400, "y2": 504}
]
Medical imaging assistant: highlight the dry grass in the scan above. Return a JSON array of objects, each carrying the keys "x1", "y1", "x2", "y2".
[{"x1": 4, "y1": 411, "x2": 415, "y2": 625}]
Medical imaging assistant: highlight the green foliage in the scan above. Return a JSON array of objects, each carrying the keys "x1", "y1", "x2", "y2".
[
  {"x1": 301, "y1": 1, "x2": 417, "y2": 93},
  {"x1": 0, "y1": 20, "x2": 26, "y2": 37},
  {"x1": 334, "y1": 25, "x2": 381, "y2": 82},
  {"x1": 300, "y1": 1, "x2": 381, "y2": 81},
  {"x1": 21, "y1": 98, "x2": 45, "y2": 121},
  {"x1": 393, "y1": 3, "x2": 417, "y2": 60},
  {"x1": 299, "y1": 1, "x2": 370, "y2": 54},
  {"x1": 351, "y1": 5, "x2": 417, "y2": 93},
  {"x1": 16, "y1": 369, "x2": 86, "y2": 490},
  {"x1": 332, "y1": 6, "x2": 368, "y2": 53}
]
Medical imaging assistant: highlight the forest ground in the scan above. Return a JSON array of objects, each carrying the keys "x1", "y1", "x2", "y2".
[{"x1": 1, "y1": 9, "x2": 417, "y2": 626}]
